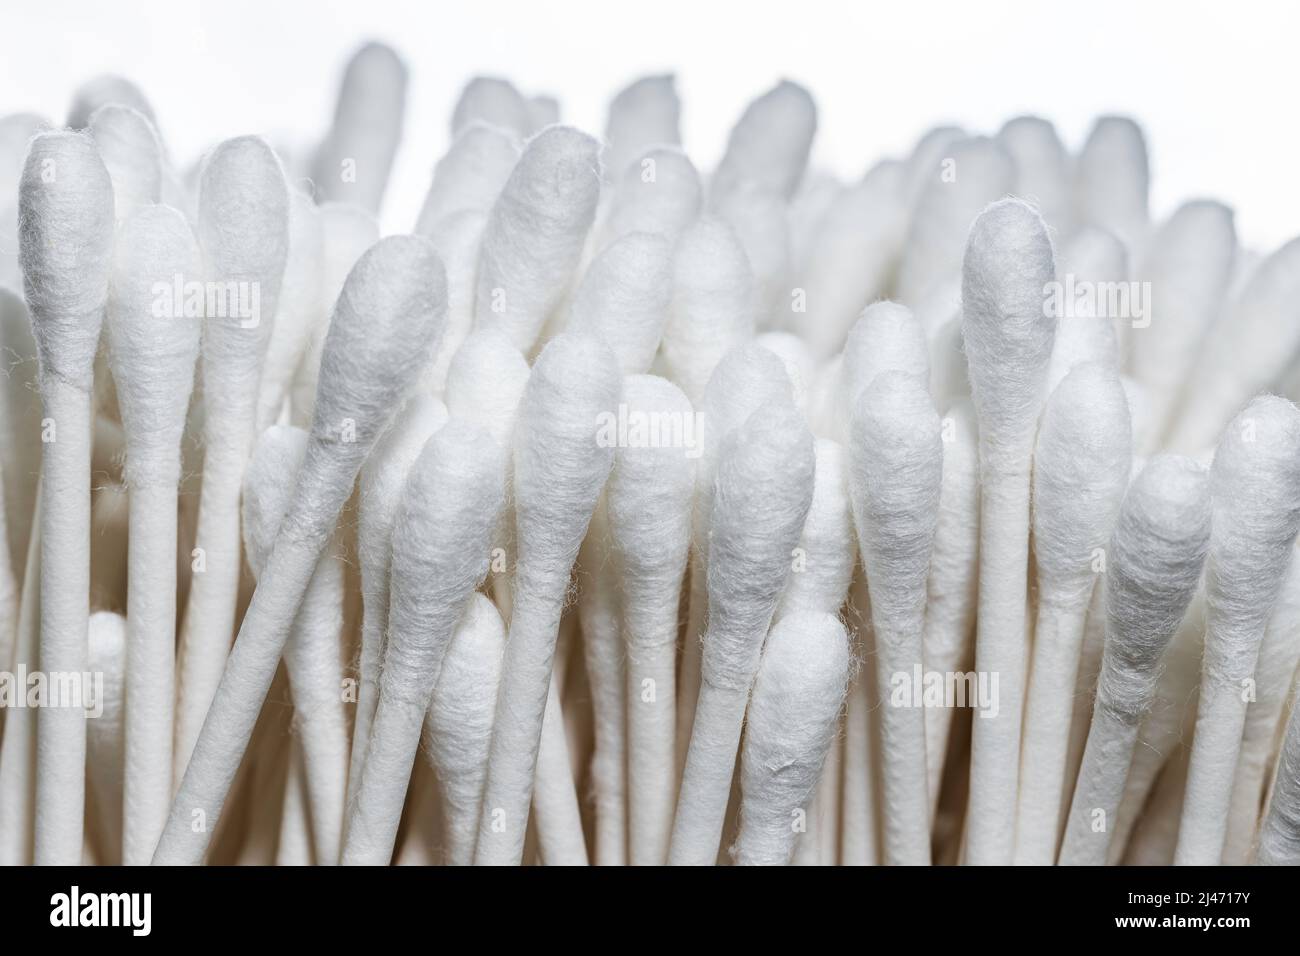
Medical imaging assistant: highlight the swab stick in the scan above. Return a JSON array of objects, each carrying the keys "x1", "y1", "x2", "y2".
[
  {"x1": 105, "y1": 204, "x2": 202, "y2": 865},
  {"x1": 311, "y1": 42, "x2": 407, "y2": 217},
  {"x1": 19, "y1": 130, "x2": 115, "y2": 865},
  {"x1": 850, "y1": 370, "x2": 942, "y2": 864},
  {"x1": 243, "y1": 425, "x2": 351, "y2": 865},
  {"x1": 922, "y1": 399, "x2": 979, "y2": 810},
  {"x1": 154, "y1": 234, "x2": 448, "y2": 864},
  {"x1": 606, "y1": 374, "x2": 695, "y2": 865},
  {"x1": 423, "y1": 593, "x2": 506, "y2": 866},
  {"x1": 175, "y1": 136, "x2": 289, "y2": 779},
  {"x1": 344, "y1": 420, "x2": 504, "y2": 865},
  {"x1": 348, "y1": 393, "x2": 448, "y2": 810},
  {"x1": 1061, "y1": 455, "x2": 1210, "y2": 865},
  {"x1": 670, "y1": 399, "x2": 814, "y2": 865},
  {"x1": 85, "y1": 611, "x2": 126, "y2": 865},
  {"x1": 1176, "y1": 395, "x2": 1300, "y2": 864},
  {"x1": 1014, "y1": 362, "x2": 1130, "y2": 864},
  {"x1": 475, "y1": 333, "x2": 620, "y2": 866},
  {"x1": 732, "y1": 612, "x2": 850, "y2": 866},
  {"x1": 961, "y1": 197, "x2": 1056, "y2": 864},
  {"x1": 1257, "y1": 689, "x2": 1300, "y2": 865}
]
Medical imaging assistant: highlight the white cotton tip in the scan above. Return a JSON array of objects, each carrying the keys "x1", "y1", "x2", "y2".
[
  {"x1": 196, "y1": 136, "x2": 290, "y2": 400},
  {"x1": 841, "y1": 300, "x2": 930, "y2": 412},
  {"x1": 1202, "y1": 396, "x2": 1300, "y2": 685},
  {"x1": 415, "y1": 122, "x2": 519, "y2": 236},
  {"x1": 697, "y1": 343, "x2": 794, "y2": 488},
  {"x1": 851, "y1": 370, "x2": 943, "y2": 632},
  {"x1": 88, "y1": 106, "x2": 162, "y2": 221},
  {"x1": 1074, "y1": 116, "x2": 1149, "y2": 252},
  {"x1": 795, "y1": 158, "x2": 910, "y2": 360},
  {"x1": 568, "y1": 231, "x2": 673, "y2": 375},
  {"x1": 997, "y1": 116, "x2": 1071, "y2": 234},
  {"x1": 67, "y1": 75, "x2": 155, "y2": 130},
  {"x1": 733, "y1": 611, "x2": 850, "y2": 866},
  {"x1": 601, "y1": 145, "x2": 701, "y2": 248},
  {"x1": 776, "y1": 438, "x2": 854, "y2": 619},
  {"x1": 424, "y1": 592, "x2": 506, "y2": 866},
  {"x1": 444, "y1": 325, "x2": 530, "y2": 450},
  {"x1": 1033, "y1": 362, "x2": 1132, "y2": 611},
  {"x1": 1121, "y1": 376, "x2": 1156, "y2": 457},
  {"x1": 0, "y1": 113, "x2": 50, "y2": 185},
  {"x1": 358, "y1": 393, "x2": 449, "y2": 583},
  {"x1": 903, "y1": 124, "x2": 965, "y2": 205},
  {"x1": 529, "y1": 95, "x2": 560, "y2": 129},
  {"x1": 106, "y1": 204, "x2": 203, "y2": 484},
  {"x1": 474, "y1": 126, "x2": 601, "y2": 352},
  {"x1": 711, "y1": 80, "x2": 816, "y2": 201},
  {"x1": 18, "y1": 130, "x2": 115, "y2": 390},
  {"x1": 312, "y1": 42, "x2": 407, "y2": 216},
  {"x1": 605, "y1": 75, "x2": 681, "y2": 180},
  {"x1": 712, "y1": 181, "x2": 790, "y2": 324},
  {"x1": 1130, "y1": 200, "x2": 1236, "y2": 442},
  {"x1": 897, "y1": 136, "x2": 1015, "y2": 307},
  {"x1": 385, "y1": 420, "x2": 506, "y2": 698},
  {"x1": 1258, "y1": 700, "x2": 1300, "y2": 865},
  {"x1": 1046, "y1": 226, "x2": 1124, "y2": 393},
  {"x1": 452, "y1": 76, "x2": 535, "y2": 139},
  {"x1": 309, "y1": 235, "x2": 448, "y2": 460},
  {"x1": 961, "y1": 198, "x2": 1058, "y2": 457},
  {"x1": 258, "y1": 190, "x2": 324, "y2": 430},
  {"x1": 607, "y1": 374, "x2": 697, "y2": 586},
  {"x1": 703, "y1": 399, "x2": 815, "y2": 688},
  {"x1": 1167, "y1": 236, "x2": 1300, "y2": 454},
  {"x1": 242, "y1": 425, "x2": 309, "y2": 577},
  {"x1": 422, "y1": 208, "x2": 488, "y2": 393},
  {"x1": 755, "y1": 331, "x2": 814, "y2": 414},
  {"x1": 1097, "y1": 455, "x2": 1210, "y2": 723},
  {"x1": 319, "y1": 201, "x2": 380, "y2": 309},
  {"x1": 661, "y1": 215, "x2": 756, "y2": 403},
  {"x1": 513, "y1": 333, "x2": 622, "y2": 588}
]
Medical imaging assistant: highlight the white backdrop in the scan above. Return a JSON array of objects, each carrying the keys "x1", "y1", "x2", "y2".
[{"x1": 3, "y1": 0, "x2": 1296, "y2": 249}]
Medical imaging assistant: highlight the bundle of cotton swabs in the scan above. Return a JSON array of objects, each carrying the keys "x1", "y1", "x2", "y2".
[{"x1": 0, "y1": 43, "x2": 1299, "y2": 868}]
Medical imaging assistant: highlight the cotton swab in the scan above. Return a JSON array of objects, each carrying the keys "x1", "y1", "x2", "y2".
[
  {"x1": 795, "y1": 159, "x2": 909, "y2": 360},
  {"x1": 344, "y1": 419, "x2": 505, "y2": 865},
  {"x1": 104, "y1": 203, "x2": 202, "y2": 865},
  {"x1": 0, "y1": 288, "x2": 41, "y2": 573},
  {"x1": 922, "y1": 399, "x2": 979, "y2": 810},
  {"x1": 670, "y1": 399, "x2": 815, "y2": 865},
  {"x1": 423, "y1": 592, "x2": 506, "y2": 865},
  {"x1": 474, "y1": 126, "x2": 600, "y2": 353},
  {"x1": 604, "y1": 75, "x2": 681, "y2": 182},
  {"x1": 712, "y1": 182, "x2": 790, "y2": 325},
  {"x1": 19, "y1": 130, "x2": 115, "y2": 865},
  {"x1": 474, "y1": 333, "x2": 620, "y2": 866},
  {"x1": 257, "y1": 191, "x2": 323, "y2": 431},
  {"x1": 311, "y1": 42, "x2": 407, "y2": 217},
  {"x1": 452, "y1": 77, "x2": 535, "y2": 140},
  {"x1": 1257, "y1": 687, "x2": 1300, "y2": 865},
  {"x1": 154, "y1": 234, "x2": 448, "y2": 864},
  {"x1": 897, "y1": 136, "x2": 1014, "y2": 309},
  {"x1": 732, "y1": 612, "x2": 850, "y2": 865},
  {"x1": 997, "y1": 116, "x2": 1071, "y2": 235},
  {"x1": 1073, "y1": 116, "x2": 1149, "y2": 255},
  {"x1": 850, "y1": 370, "x2": 942, "y2": 864},
  {"x1": 0, "y1": 501, "x2": 40, "y2": 865},
  {"x1": 66, "y1": 75, "x2": 155, "y2": 130},
  {"x1": 567, "y1": 231, "x2": 673, "y2": 374},
  {"x1": 1165, "y1": 237, "x2": 1300, "y2": 454},
  {"x1": 961, "y1": 197, "x2": 1057, "y2": 865},
  {"x1": 414, "y1": 122, "x2": 518, "y2": 237},
  {"x1": 88, "y1": 106, "x2": 162, "y2": 220},
  {"x1": 776, "y1": 438, "x2": 854, "y2": 621},
  {"x1": 1060, "y1": 455, "x2": 1211, "y2": 865},
  {"x1": 710, "y1": 80, "x2": 816, "y2": 202},
  {"x1": 1176, "y1": 395, "x2": 1300, "y2": 865},
  {"x1": 1222, "y1": 542, "x2": 1300, "y2": 862},
  {"x1": 1045, "y1": 228, "x2": 1124, "y2": 393},
  {"x1": 599, "y1": 145, "x2": 701, "y2": 250},
  {"x1": 902, "y1": 125, "x2": 965, "y2": 206},
  {"x1": 1129, "y1": 200, "x2": 1236, "y2": 445},
  {"x1": 348, "y1": 393, "x2": 448, "y2": 811},
  {"x1": 174, "y1": 136, "x2": 290, "y2": 780},
  {"x1": 243, "y1": 424, "x2": 351, "y2": 865},
  {"x1": 606, "y1": 374, "x2": 695, "y2": 865},
  {"x1": 1014, "y1": 362, "x2": 1130, "y2": 865},
  {"x1": 85, "y1": 610, "x2": 126, "y2": 864}
]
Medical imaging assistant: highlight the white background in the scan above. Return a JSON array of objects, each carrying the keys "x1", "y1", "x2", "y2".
[{"x1": 2, "y1": 0, "x2": 1297, "y2": 249}]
